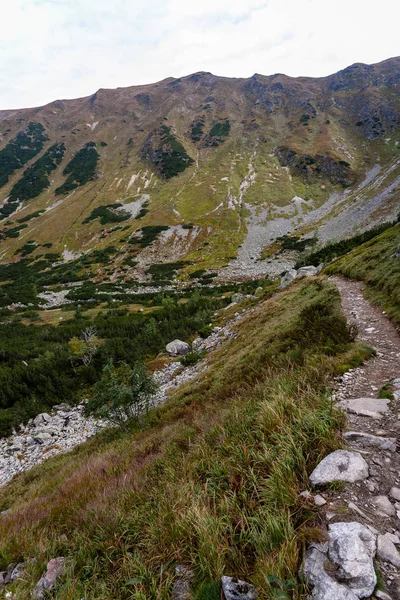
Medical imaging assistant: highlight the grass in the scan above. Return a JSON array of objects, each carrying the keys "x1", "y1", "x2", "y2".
[
  {"x1": 0, "y1": 277, "x2": 370, "y2": 599},
  {"x1": 326, "y1": 224, "x2": 400, "y2": 323}
]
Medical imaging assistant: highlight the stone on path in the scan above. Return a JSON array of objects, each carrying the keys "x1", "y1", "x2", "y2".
[
  {"x1": 303, "y1": 543, "x2": 359, "y2": 600},
  {"x1": 337, "y1": 397, "x2": 390, "y2": 419},
  {"x1": 372, "y1": 495, "x2": 396, "y2": 517},
  {"x1": 166, "y1": 340, "x2": 190, "y2": 356},
  {"x1": 33, "y1": 557, "x2": 65, "y2": 599},
  {"x1": 221, "y1": 576, "x2": 258, "y2": 600},
  {"x1": 328, "y1": 522, "x2": 377, "y2": 597},
  {"x1": 343, "y1": 431, "x2": 397, "y2": 451},
  {"x1": 377, "y1": 534, "x2": 400, "y2": 567},
  {"x1": 389, "y1": 487, "x2": 400, "y2": 502},
  {"x1": 309, "y1": 450, "x2": 369, "y2": 486}
]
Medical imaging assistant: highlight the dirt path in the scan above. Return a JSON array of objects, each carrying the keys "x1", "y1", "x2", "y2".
[
  {"x1": 319, "y1": 277, "x2": 400, "y2": 599},
  {"x1": 331, "y1": 276, "x2": 400, "y2": 399}
]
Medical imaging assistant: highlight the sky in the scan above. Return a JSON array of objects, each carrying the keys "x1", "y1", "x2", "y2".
[{"x1": 1, "y1": 0, "x2": 399, "y2": 110}]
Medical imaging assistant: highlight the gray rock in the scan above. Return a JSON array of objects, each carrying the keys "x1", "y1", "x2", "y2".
[
  {"x1": 33, "y1": 413, "x2": 51, "y2": 427},
  {"x1": 375, "y1": 590, "x2": 393, "y2": 600},
  {"x1": 33, "y1": 556, "x2": 65, "y2": 599},
  {"x1": 231, "y1": 293, "x2": 245, "y2": 304},
  {"x1": 33, "y1": 432, "x2": 53, "y2": 445},
  {"x1": 171, "y1": 565, "x2": 194, "y2": 600},
  {"x1": 297, "y1": 265, "x2": 319, "y2": 277},
  {"x1": 328, "y1": 522, "x2": 376, "y2": 597},
  {"x1": 309, "y1": 450, "x2": 369, "y2": 486},
  {"x1": 337, "y1": 397, "x2": 390, "y2": 419},
  {"x1": 221, "y1": 576, "x2": 258, "y2": 600},
  {"x1": 279, "y1": 269, "x2": 297, "y2": 290},
  {"x1": 343, "y1": 431, "x2": 397, "y2": 451},
  {"x1": 10, "y1": 562, "x2": 25, "y2": 581},
  {"x1": 166, "y1": 340, "x2": 191, "y2": 356},
  {"x1": 303, "y1": 543, "x2": 359, "y2": 600},
  {"x1": 191, "y1": 337, "x2": 203, "y2": 352},
  {"x1": 373, "y1": 496, "x2": 396, "y2": 517},
  {"x1": 390, "y1": 487, "x2": 400, "y2": 502},
  {"x1": 377, "y1": 533, "x2": 400, "y2": 567},
  {"x1": 314, "y1": 494, "x2": 327, "y2": 507}
]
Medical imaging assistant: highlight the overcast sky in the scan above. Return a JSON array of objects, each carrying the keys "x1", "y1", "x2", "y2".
[{"x1": 1, "y1": 0, "x2": 399, "y2": 110}]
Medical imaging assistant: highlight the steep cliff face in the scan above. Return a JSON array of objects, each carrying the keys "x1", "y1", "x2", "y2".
[{"x1": 0, "y1": 57, "x2": 399, "y2": 280}]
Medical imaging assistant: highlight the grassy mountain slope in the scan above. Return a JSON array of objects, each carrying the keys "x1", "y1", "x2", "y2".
[
  {"x1": 0, "y1": 277, "x2": 370, "y2": 599},
  {"x1": 0, "y1": 58, "x2": 399, "y2": 282}
]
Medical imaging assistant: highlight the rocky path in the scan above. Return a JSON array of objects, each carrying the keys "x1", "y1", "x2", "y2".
[{"x1": 304, "y1": 277, "x2": 400, "y2": 600}]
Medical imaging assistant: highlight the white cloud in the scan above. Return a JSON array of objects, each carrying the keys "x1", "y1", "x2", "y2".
[{"x1": 0, "y1": 0, "x2": 399, "y2": 109}]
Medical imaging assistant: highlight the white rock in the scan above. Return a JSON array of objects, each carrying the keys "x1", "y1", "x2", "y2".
[
  {"x1": 314, "y1": 494, "x2": 327, "y2": 506},
  {"x1": 377, "y1": 533, "x2": 400, "y2": 567},
  {"x1": 166, "y1": 340, "x2": 190, "y2": 356},
  {"x1": 303, "y1": 543, "x2": 359, "y2": 600},
  {"x1": 328, "y1": 522, "x2": 377, "y2": 597},
  {"x1": 297, "y1": 265, "x2": 319, "y2": 277},
  {"x1": 33, "y1": 413, "x2": 51, "y2": 427},
  {"x1": 309, "y1": 450, "x2": 369, "y2": 485}
]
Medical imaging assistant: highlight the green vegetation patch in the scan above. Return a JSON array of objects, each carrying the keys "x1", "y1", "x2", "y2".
[
  {"x1": 83, "y1": 203, "x2": 130, "y2": 225},
  {"x1": 0, "y1": 224, "x2": 28, "y2": 239},
  {"x1": 8, "y1": 142, "x2": 65, "y2": 206},
  {"x1": 143, "y1": 126, "x2": 194, "y2": 179},
  {"x1": 129, "y1": 225, "x2": 169, "y2": 248},
  {"x1": 191, "y1": 117, "x2": 205, "y2": 142},
  {"x1": 146, "y1": 261, "x2": 188, "y2": 283},
  {"x1": 16, "y1": 210, "x2": 45, "y2": 223},
  {"x1": 209, "y1": 120, "x2": 230, "y2": 137},
  {"x1": 55, "y1": 142, "x2": 99, "y2": 195},
  {"x1": 0, "y1": 122, "x2": 47, "y2": 189}
]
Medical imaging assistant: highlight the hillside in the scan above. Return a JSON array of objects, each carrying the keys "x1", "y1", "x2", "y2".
[
  {"x1": 0, "y1": 276, "x2": 369, "y2": 599},
  {"x1": 0, "y1": 57, "x2": 399, "y2": 288}
]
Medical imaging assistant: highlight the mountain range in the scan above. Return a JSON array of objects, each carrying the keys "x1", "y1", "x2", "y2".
[{"x1": 0, "y1": 56, "x2": 399, "y2": 283}]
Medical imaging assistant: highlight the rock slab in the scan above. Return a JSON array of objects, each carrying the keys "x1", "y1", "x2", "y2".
[{"x1": 337, "y1": 397, "x2": 390, "y2": 419}]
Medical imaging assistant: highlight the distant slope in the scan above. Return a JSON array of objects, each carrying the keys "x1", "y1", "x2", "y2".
[{"x1": 0, "y1": 57, "x2": 399, "y2": 282}]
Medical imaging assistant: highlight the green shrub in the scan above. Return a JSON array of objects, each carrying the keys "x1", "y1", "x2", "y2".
[{"x1": 55, "y1": 142, "x2": 99, "y2": 195}]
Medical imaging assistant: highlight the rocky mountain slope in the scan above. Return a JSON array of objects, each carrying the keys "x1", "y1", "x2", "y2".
[{"x1": 0, "y1": 57, "x2": 399, "y2": 283}]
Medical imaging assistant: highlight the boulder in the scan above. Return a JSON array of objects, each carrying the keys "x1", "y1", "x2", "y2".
[
  {"x1": 303, "y1": 543, "x2": 359, "y2": 600},
  {"x1": 297, "y1": 265, "x2": 319, "y2": 277},
  {"x1": 33, "y1": 557, "x2": 65, "y2": 599},
  {"x1": 166, "y1": 340, "x2": 190, "y2": 356},
  {"x1": 309, "y1": 450, "x2": 369, "y2": 486},
  {"x1": 33, "y1": 413, "x2": 51, "y2": 427},
  {"x1": 328, "y1": 522, "x2": 377, "y2": 597},
  {"x1": 377, "y1": 533, "x2": 400, "y2": 567},
  {"x1": 389, "y1": 487, "x2": 400, "y2": 502},
  {"x1": 33, "y1": 432, "x2": 53, "y2": 445},
  {"x1": 279, "y1": 269, "x2": 297, "y2": 290},
  {"x1": 10, "y1": 562, "x2": 25, "y2": 582},
  {"x1": 221, "y1": 576, "x2": 258, "y2": 600}
]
